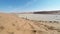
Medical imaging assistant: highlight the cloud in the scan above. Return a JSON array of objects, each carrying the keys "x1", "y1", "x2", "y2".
[
  {"x1": 25, "y1": 0, "x2": 38, "y2": 7},
  {"x1": 9, "y1": 0, "x2": 38, "y2": 13},
  {"x1": 33, "y1": 0, "x2": 37, "y2": 2}
]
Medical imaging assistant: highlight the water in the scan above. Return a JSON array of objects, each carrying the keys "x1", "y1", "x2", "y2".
[{"x1": 17, "y1": 14, "x2": 60, "y2": 21}]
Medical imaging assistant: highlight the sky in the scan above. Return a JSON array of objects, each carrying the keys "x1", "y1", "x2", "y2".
[{"x1": 0, "y1": 0, "x2": 60, "y2": 13}]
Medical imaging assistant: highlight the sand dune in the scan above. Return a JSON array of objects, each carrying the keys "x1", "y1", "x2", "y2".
[{"x1": 0, "y1": 13, "x2": 60, "y2": 34}]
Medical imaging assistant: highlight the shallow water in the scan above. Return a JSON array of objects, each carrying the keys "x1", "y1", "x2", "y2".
[{"x1": 17, "y1": 14, "x2": 60, "y2": 21}]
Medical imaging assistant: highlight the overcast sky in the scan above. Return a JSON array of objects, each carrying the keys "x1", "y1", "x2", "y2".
[{"x1": 0, "y1": 0, "x2": 60, "y2": 13}]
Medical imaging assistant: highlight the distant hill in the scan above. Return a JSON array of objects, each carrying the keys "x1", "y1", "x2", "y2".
[
  {"x1": 33, "y1": 10, "x2": 60, "y2": 14},
  {"x1": 14, "y1": 10, "x2": 60, "y2": 14}
]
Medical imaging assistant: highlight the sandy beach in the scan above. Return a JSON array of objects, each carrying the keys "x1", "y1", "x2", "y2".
[{"x1": 0, "y1": 13, "x2": 60, "y2": 34}]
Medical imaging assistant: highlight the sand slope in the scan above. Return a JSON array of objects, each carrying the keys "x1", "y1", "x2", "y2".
[{"x1": 0, "y1": 13, "x2": 60, "y2": 34}]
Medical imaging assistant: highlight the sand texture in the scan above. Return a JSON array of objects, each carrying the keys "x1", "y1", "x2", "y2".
[{"x1": 0, "y1": 13, "x2": 60, "y2": 34}]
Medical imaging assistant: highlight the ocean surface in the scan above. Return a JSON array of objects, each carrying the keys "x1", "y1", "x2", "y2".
[{"x1": 17, "y1": 14, "x2": 60, "y2": 21}]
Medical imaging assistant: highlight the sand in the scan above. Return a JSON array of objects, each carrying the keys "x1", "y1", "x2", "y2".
[{"x1": 0, "y1": 13, "x2": 60, "y2": 34}]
